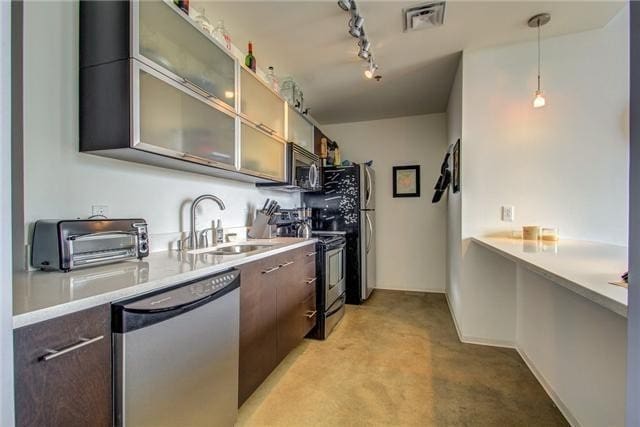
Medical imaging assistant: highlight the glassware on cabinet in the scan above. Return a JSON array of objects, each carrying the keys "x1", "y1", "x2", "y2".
[
  {"x1": 541, "y1": 227, "x2": 560, "y2": 241},
  {"x1": 191, "y1": 7, "x2": 213, "y2": 35},
  {"x1": 280, "y1": 77, "x2": 295, "y2": 106},
  {"x1": 212, "y1": 20, "x2": 232, "y2": 51},
  {"x1": 266, "y1": 66, "x2": 279, "y2": 93}
]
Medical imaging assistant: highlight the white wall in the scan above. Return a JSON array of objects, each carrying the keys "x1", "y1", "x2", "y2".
[
  {"x1": 21, "y1": 1, "x2": 298, "y2": 258},
  {"x1": 1, "y1": 1, "x2": 14, "y2": 425},
  {"x1": 446, "y1": 59, "x2": 463, "y2": 317},
  {"x1": 627, "y1": 3, "x2": 640, "y2": 425},
  {"x1": 444, "y1": 6, "x2": 630, "y2": 425},
  {"x1": 461, "y1": 8, "x2": 629, "y2": 245},
  {"x1": 517, "y1": 266, "x2": 626, "y2": 427},
  {"x1": 324, "y1": 114, "x2": 448, "y2": 293}
]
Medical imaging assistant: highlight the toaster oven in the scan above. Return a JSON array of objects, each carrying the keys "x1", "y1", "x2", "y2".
[{"x1": 32, "y1": 219, "x2": 149, "y2": 272}]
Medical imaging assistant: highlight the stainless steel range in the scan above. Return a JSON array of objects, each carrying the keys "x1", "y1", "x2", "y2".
[{"x1": 307, "y1": 231, "x2": 347, "y2": 340}]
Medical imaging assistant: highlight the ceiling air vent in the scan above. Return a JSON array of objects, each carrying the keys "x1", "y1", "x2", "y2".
[{"x1": 403, "y1": 2, "x2": 446, "y2": 32}]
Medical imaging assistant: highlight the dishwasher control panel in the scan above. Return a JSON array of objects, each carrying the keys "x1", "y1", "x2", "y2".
[{"x1": 112, "y1": 269, "x2": 240, "y2": 334}]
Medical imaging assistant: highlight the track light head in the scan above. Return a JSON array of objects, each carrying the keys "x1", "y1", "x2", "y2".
[
  {"x1": 349, "y1": 25, "x2": 362, "y2": 38},
  {"x1": 364, "y1": 60, "x2": 378, "y2": 79},
  {"x1": 353, "y1": 15, "x2": 364, "y2": 29},
  {"x1": 358, "y1": 47, "x2": 370, "y2": 60},
  {"x1": 337, "y1": 0, "x2": 352, "y2": 11}
]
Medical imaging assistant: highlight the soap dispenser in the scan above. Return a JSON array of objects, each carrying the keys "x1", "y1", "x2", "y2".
[{"x1": 215, "y1": 219, "x2": 224, "y2": 244}]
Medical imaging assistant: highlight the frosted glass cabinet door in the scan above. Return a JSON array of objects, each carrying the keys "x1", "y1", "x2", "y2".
[
  {"x1": 240, "y1": 122, "x2": 286, "y2": 181},
  {"x1": 137, "y1": 1, "x2": 236, "y2": 109},
  {"x1": 240, "y1": 69, "x2": 285, "y2": 137},
  {"x1": 138, "y1": 69, "x2": 236, "y2": 167},
  {"x1": 287, "y1": 107, "x2": 314, "y2": 152}
]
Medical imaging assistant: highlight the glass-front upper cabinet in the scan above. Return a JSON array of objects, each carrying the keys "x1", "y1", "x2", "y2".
[
  {"x1": 240, "y1": 68, "x2": 285, "y2": 138},
  {"x1": 135, "y1": 63, "x2": 236, "y2": 169},
  {"x1": 287, "y1": 106, "x2": 314, "y2": 153},
  {"x1": 136, "y1": 1, "x2": 236, "y2": 110},
  {"x1": 240, "y1": 121, "x2": 286, "y2": 181}
]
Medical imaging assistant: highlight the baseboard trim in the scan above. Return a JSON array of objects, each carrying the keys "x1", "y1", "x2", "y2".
[
  {"x1": 516, "y1": 347, "x2": 580, "y2": 427},
  {"x1": 443, "y1": 294, "x2": 516, "y2": 349},
  {"x1": 375, "y1": 286, "x2": 445, "y2": 294},
  {"x1": 443, "y1": 293, "x2": 578, "y2": 426}
]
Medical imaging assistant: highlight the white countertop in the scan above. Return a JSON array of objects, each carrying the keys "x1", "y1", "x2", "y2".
[
  {"x1": 13, "y1": 238, "x2": 316, "y2": 329},
  {"x1": 472, "y1": 237, "x2": 628, "y2": 317}
]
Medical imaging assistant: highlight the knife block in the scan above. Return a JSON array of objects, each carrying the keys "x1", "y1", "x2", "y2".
[{"x1": 248, "y1": 212, "x2": 275, "y2": 239}]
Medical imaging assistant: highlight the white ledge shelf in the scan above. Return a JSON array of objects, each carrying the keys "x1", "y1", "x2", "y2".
[{"x1": 472, "y1": 236, "x2": 628, "y2": 317}]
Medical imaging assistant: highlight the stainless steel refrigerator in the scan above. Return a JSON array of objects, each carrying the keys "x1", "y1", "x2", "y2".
[{"x1": 303, "y1": 164, "x2": 376, "y2": 304}]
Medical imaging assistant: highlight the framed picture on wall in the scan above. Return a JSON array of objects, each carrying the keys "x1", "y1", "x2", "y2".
[
  {"x1": 393, "y1": 165, "x2": 421, "y2": 198},
  {"x1": 452, "y1": 139, "x2": 461, "y2": 193}
]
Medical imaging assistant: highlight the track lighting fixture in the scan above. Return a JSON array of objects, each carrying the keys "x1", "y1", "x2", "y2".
[{"x1": 337, "y1": 0, "x2": 381, "y2": 81}]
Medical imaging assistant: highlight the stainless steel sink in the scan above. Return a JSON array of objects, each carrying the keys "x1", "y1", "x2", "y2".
[
  {"x1": 208, "y1": 244, "x2": 272, "y2": 255},
  {"x1": 186, "y1": 243, "x2": 274, "y2": 256}
]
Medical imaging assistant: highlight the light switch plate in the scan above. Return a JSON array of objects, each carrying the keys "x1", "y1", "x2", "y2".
[{"x1": 502, "y1": 206, "x2": 515, "y2": 222}]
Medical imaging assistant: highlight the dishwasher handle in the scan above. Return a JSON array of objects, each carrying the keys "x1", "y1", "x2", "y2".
[{"x1": 112, "y1": 269, "x2": 240, "y2": 334}]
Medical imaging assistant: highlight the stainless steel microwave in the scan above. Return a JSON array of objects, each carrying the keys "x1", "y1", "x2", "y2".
[{"x1": 257, "y1": 143, "x2": 321, "y2": 192}]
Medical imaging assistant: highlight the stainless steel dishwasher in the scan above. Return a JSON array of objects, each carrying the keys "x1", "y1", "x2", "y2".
[{"x1": 112, "y1": 269, "x2": 240, "y2": 427}]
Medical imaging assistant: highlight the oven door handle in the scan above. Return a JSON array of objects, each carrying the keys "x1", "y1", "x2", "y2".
[
  {"x1": 67, "y1": 231, "x2": 138, "y2": 241},
  {"x1": 326, "y1": 294, "x2": 346, "y2": 317}
]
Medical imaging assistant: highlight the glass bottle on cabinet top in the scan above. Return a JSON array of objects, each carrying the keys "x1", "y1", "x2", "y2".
[
  {"x1": 240, "y1": 122, "x2": 286, "y2": 181},
  {"x1": 137, "y1": 1, "x2": 235, "y2": 109},
  {"x1": 138, "y1": 68, "x2": 236, "y2": 168}
]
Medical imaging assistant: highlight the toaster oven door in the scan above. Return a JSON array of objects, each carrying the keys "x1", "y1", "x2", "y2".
[{"x1": 67, "y1": 232, "x2": 139, "y2": 269}]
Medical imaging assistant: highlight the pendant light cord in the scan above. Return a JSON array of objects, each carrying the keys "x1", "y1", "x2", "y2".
[{"x1": 537, "y1": 20, "x2": 541, "y2": 92}]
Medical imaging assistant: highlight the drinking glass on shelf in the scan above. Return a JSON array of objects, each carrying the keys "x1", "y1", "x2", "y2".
[
  {"x1": 212, "y1": 20, "x2": 232, "y2": 51},
  {"x1": 191, "y1": 7, "x2": 213, "y2": 35}
]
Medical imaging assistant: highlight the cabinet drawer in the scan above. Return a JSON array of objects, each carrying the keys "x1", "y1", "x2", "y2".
[
  {"x1": 301, "y1": 292, "x2": 318, "y2": 337},
  {"x1": 14, "y1": 305, "x2": 112, "y2": 427}
]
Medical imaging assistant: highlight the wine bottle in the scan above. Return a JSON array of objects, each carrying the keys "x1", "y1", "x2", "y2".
[{"x1": 245, "y1": 42, "x2": 256, "y2": 72}]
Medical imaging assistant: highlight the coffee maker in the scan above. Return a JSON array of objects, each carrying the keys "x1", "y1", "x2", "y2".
[{"x1": 274, "y1": 208, "x2": 312, "y2": 238}]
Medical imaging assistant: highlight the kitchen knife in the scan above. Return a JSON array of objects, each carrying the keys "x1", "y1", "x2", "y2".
[{"x1": 262, "y1": 199, "x2": 270, "y2": 212}]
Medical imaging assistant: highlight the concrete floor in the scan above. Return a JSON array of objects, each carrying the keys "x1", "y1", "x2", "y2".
[{"x1": 236, "y1": 290, "x2": 568, "y2": 426}]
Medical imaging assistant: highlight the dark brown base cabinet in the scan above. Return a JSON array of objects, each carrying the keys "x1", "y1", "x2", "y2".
[
  {"x1": 13, "y1": 305, "x2": 112, "y2": 427},
  {"x1": 238, "y1": 246, "x2": 317, "y2": 405}
]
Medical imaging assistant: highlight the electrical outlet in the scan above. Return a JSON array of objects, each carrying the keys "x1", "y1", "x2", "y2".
[
  {"x1": 502, "y1": 206, "x2": 515, "y2": 222},
  {"x1": 92, "y1": 205, "x2": 109, "y2": 218}
]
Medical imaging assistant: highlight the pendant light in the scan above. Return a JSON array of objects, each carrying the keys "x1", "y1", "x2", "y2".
[{"x1": 528, "y1": 13, "x2": 550, "y2": 108}]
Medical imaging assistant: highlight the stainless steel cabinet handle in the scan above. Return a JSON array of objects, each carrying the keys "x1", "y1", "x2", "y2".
[
  {"x1": 182, "y1": 78, "x2": 213, "y2": 99},
  {"x1": 305, "y1": 251, "x2": 317, "y2": 257},
  {"x1": 305, "y1": 277, "x2": 317, "y2": 285},
  {"x1": 262, "y1": 266, "x2": 280, "y2": 274},
  {"x1": 305, "y1": 310, "x2": 317, "y2": 319},
  {"x1": 279, "y1": 261, "x2": 295, "y2": 268},
  {"x1": 256, "y1": 123, "x2": 276, "y2": 135},
  {"x1": 40, "y1": 335, "x2": 104, "y2": 362}
]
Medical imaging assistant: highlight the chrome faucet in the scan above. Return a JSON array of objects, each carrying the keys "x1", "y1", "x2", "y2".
[{"x1": 189, "y1": 194, "x2": 226, "y2": 250}]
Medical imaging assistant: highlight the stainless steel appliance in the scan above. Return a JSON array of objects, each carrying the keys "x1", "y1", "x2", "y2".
[
  {"x1": 303, "y1": 164, "x2": 376, "y2": 304},
  {"x1": 32, "y1": 219, "x2": 149, "y2": 272},
  {"x1": 112, "y1": 269, "x2": 240, "y2": 427},
  {"x1": 257, "y1": 144, "x2": 321, "y2": 191},
  {"x1": 307, "y1": 232, "x2": 347, "y2": 339}
]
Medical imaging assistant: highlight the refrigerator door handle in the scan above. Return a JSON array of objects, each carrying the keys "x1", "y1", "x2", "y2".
[
  {"x1": 366, "y1": 213, "x2": 373, "y2": 254},
  {"x1": 365, "y1": 167, "x2": 372, "y2": 208}
]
